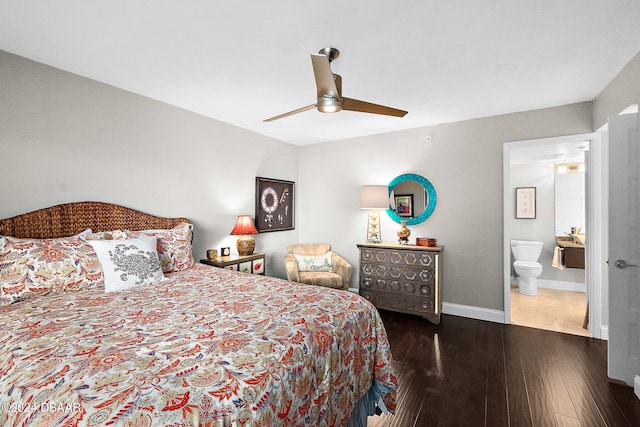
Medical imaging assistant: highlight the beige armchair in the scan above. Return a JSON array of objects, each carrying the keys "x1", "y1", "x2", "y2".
[{"x1": 284, "y1": 243, "x2": 352, "y2": 290}]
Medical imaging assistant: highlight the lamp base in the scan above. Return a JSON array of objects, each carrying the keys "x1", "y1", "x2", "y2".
[
  {"x1": 366, "y1": 210, "x2": 382, "y2": 243},
  {"x1": 236, "y1": 236, "x2": 256, "y2": 256}
]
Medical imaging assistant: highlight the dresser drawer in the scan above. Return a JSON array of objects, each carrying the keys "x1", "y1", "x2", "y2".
[
  {"x1": 360, "y1": 247, "x2": 436, "y2": 268},
  {"x1": 357, "y1": 243, "x2": 443, "y2": 325},
  {"x1": 360, "y1": 262, "x2": 435, "y2": 285},
  {"x1": 361, "y1": 275, "x2": 434, "y2": 298},
  {"x1": 361, "y1": 289, "x2": 435, "y2": 314}
]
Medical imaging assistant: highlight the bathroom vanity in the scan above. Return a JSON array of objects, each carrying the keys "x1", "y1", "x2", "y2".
[
  {"x1": 556, "y1": 237, "x2": 585, "y2": 269},
  {"x1": 357, "y1": 242, "x2": 443, "y2": 324}
]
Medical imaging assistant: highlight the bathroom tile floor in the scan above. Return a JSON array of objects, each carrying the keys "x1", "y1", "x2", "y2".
[{"x1": 510, "y1": 285, "x2": 590, "y2": 337}]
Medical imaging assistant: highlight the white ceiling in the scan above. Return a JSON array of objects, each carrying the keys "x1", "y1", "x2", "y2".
[
  {"x1": 510, "y1": 140, "x2": 588, "y2": 165},
  {"x1": 1, "y1": 1, "x2": 640, "y2": 146}
]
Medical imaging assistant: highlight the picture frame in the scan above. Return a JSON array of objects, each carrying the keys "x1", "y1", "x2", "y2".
[
  {"x1": 515, "y1": 187, "x2": 536, "y2": 219},
  {"x1": 255, "y1": 177, "x2": 295, "y2": 232},
  {"x1": 394, "y1": 194, "x2": 414, "y2": 218}
]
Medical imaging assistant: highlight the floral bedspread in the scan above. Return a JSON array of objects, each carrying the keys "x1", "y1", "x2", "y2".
[{"x1": 0, "y1": 264, "x2": 396, "y2": 426}]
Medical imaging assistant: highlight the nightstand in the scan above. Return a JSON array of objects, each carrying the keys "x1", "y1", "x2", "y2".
[{"x1": 200, "y1": 253, "x2": 266, "y2": 275}]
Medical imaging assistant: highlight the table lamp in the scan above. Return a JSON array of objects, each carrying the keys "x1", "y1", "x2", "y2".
[
  {"x1": 230, "y1": 215, "x2": 259, "y2": 255},
  {"x1": 359, "y1": 185, "x2": 389, "y2": 243}
]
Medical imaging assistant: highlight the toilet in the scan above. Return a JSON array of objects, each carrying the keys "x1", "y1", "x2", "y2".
[{"x1": 510, "y1": 240, "x2": 544, "y2": 296}]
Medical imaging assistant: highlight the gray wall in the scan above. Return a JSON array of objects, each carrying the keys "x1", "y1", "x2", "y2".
[
  {"x1": 296, "y1": 51, "x2": 639, "y2": 315},
  {"x1": 2, "y1": 48, "x2": 639, "y2": 318},
  {"x1": 593, "y1": 51, "x2": 640, "y2": 129},
  {"x1": 297, "y1": 103, "x2": 593, "y2": 311},
  {"x1": 0, "y1": 50, "x2": 299, "y2": 279}
]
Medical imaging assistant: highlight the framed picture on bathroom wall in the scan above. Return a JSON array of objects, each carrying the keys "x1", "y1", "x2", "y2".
[{"x1": 515, "y1": 187, "x2": 536, "y2": 219}]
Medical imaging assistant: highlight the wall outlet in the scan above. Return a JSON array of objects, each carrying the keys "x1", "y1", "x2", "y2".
[{"x1": 634, "y1": 375, "x2": 640, "y2": 400}]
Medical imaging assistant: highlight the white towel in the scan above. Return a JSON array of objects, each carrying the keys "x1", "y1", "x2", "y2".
[{"x1": 552, "y1": 246, "x2": 565, "y2": 270}]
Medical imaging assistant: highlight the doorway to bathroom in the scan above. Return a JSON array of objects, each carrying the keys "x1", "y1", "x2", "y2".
[{"x1": 502, "y1": 132, "x2": 605, "y2": 339}]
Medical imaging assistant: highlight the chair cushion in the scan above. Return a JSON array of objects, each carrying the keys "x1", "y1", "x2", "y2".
[
  {"x1": 286, "y1": 243, "x2": 331, "y2": 256},
  {"x1": 298, "y1": 271, "x2": 344, "y2": 289}
]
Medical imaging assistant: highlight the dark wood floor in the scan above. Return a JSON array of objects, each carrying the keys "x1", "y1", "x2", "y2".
[{"x1": 368, "y1": 311, "x2": 640, "y2": 427}]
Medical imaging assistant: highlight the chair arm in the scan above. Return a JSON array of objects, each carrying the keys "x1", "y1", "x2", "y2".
[
  {"x1": 331, "y1": 253, "x2": 353, "y2": 290},
  {"x1": 284, "y1": 253, "x2": 300, "y2": 282}
]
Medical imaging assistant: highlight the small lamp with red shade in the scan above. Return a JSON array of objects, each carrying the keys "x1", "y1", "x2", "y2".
[{"x1": 230, "y1": 215, "x2": 259, "y2": 256}]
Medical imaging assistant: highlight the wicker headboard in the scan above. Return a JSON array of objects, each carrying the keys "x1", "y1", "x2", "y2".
[{"x1": 0, "y1": 202, "x2": 189, "y2": 239}]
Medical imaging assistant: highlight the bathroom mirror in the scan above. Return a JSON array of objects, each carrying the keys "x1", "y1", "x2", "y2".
[
  {"x1": 387, "y1": 173, "x2": 437, "y2": 225},
  {"x1": 554, "y1": 161, "x2": 585, "y2": 236}
]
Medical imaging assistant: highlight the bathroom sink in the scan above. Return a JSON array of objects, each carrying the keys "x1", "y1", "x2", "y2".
[{"x1": 571, "y1": 233, "x2": 586, "y2": 245}]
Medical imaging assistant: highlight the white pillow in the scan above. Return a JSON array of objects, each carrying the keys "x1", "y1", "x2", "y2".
[
  {"x1": 78, "y1": 228, "x2": 93, "y2": 236},
  {"x1": 88, "y1": 236, "x2": 164, "y2": 293},
  {"x1": 294, "y1": 251, "x2": 333, "y2": 272}
]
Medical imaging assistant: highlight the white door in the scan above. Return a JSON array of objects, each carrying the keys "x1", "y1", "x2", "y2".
[{"x1": 608, "y1": 113, "x2": 639, "y2": 386}]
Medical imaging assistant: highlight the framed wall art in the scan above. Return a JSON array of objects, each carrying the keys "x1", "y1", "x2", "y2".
[
  {"x1": 515, "y1": 187, "x2": 536, "y2": 219},
  {"x1": 255, "y1": 177, "x2": 295, "y2": 232},
  {"x1": 394, "y1": 194, "x2": 414, "y2": 218}
]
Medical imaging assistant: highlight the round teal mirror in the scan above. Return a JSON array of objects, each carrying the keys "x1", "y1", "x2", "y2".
[{"x1": 387, "y1": 173, "x2": 437, "y2": 225}]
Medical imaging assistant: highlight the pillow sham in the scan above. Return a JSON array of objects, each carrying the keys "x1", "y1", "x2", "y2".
[
  {"x1": 82, "y1": 230, "x2": 128, "y2": 241},
  {"x1": 88, "y1": 236, "x2": 164, "y2": 293},
  {"x1": 294, "y1": 251, "x2": 333, "y2": 272},
  {"x1": 126, "y1": 223, "x2": 194, "y2": 273},
  {"x1": 0, "y1": 233, "x2": 103, "y2": 306}
]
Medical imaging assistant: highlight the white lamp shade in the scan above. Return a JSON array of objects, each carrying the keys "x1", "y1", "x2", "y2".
[{"x1": 359, "y1": 185, "x2": 389, "y2": 209}]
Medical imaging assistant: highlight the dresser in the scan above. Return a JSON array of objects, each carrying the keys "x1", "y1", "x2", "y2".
[
  {"x1": 357, "y1": 243, "x2": 443, "y2": 324},
  {"x1": 200, "y1": 253, "x2": 266, "y2": 275}
]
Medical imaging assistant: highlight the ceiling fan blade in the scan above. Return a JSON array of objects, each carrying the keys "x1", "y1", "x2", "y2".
[
  {"x1": 311, "y1": 54, "x2": 340, "y2": 99},
  {"x1": 263, "y1": 104, "x2": 316, "y2": 122},
  {"x1": 342, "y1": 97, "x2": 408, "y2": 117}
]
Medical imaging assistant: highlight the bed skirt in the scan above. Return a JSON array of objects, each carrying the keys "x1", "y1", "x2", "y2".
[{"x1": 347, "y1": 380, "x2": 396, "y2": 427}]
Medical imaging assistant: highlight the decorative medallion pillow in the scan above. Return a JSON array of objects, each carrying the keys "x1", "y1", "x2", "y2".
[
  {"x1": 0, "y1": 234, "x2": 103, "y2": 306},
  {"x1": 294, "y1": 251, "x2": 333, "y2": 272},
  {"x1": 126, "y1": 223, "x2": 194, "y2": 273},
  {"x1": 88, "y1": 236, "x2": 164, "y2": 293}
]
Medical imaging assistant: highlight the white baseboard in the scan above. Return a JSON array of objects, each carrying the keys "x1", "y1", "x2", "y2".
[
  {"x1": 537, "y1": 279, "x2": 586, "y2": 293},
  {"x1": 441, "y1": 302, "x2": 607, "y2": 340},
  {"x1": 511, "y1": 276, "x2": 586, "y2": 292},
  {"x1": 442, "y1": 302, "x2": 505, "y2": 324}
]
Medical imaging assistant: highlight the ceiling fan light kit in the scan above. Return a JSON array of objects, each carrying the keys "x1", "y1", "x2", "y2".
[
  {"x1": 264, "y1": 47, "x2": 407, "y2": 122},
  {"x1": 317, "y1": 97, "x2": 342, "y2": 113}
]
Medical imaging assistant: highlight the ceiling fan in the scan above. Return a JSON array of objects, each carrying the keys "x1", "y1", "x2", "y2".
[{"x1": 263, "y1": 47, "x2": 408, "y2": 122}]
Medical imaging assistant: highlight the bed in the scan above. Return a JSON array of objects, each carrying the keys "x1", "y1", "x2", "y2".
[{"x1": 0, "y1": 202, "x2": 397, "y2": 426}]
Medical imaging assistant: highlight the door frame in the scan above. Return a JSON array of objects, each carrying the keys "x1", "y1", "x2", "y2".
[{"x1": 502, "y1": 132, "x2": 606, "y2": 339}]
